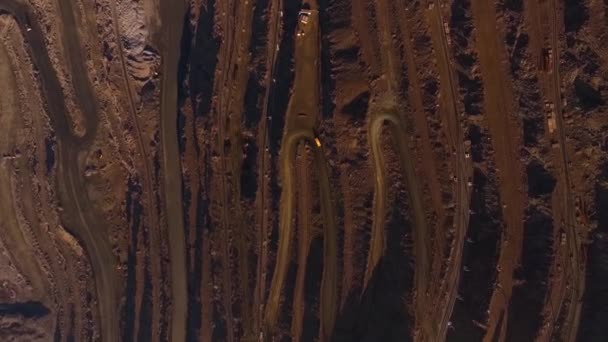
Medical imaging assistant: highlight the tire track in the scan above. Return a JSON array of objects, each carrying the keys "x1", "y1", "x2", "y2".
[
  {"x1": 366, "y1": 109, "x2": 430, "y2": 340},
  {"x1": 366, "y1": 1, "x2": 433, "y2": 338},
  {"x1": 291, "y1": 145, "x2": 311, "y2": 341},
  {"x1": 468, "y1": 1, "x2": 525, "y2": 340},
  {"x1": 213, "y1": 1, "x2": 237, "y2": 338},
  {"x1": 0, "y1": 1, "x2": 118, "y2": 341},
  {"x1": 157, "y1": 0, "x2": 188, "y2": 340},
  {"x1": 315, "y1": 143, "x2": 338, "y2": 342},
  {"x1": 264, "y1": 130, "x2": 315, "y2": 332},
  {"x1": 222, "y1": 1, "x2": 256, "y2": 337},
  {"x1": 397, "y1": 0, "x2": 445, "y2": 265},
  {"x1": 1, "y1": 24, "x2": 81, "y2": 336},
  {"x1": 177, "y1": 2, "x2": 220, "y2": 337},
  {"x1": 0, "y1": 30, "x2": 49, "y2": 301},
  {"x1": 547, "y1": 1, "x2": 584, "y2": 339},
  {"x1": 264, "y1": 5, "x2": 337, "y2": 339},
  {"x1": 498, "y1": 2, "x2": 559, "y2": 340},
  {"x1": 106, "y1": 0, "x2": 163, "y2": 337},
  {"x1": 253, "y1": 0, "x2": 282, "y2": 337},
  {"x1": 426, "y1": 2, "x2": 473, "y2": 340}
]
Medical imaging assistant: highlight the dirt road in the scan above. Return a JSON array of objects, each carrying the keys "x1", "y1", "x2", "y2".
[
  {"x1": 157, "y1": 0, "x2": 188, "y2": 341},
  {"x1": 366, "y1": 1, "x2": 434, "y2": 337},
  {"x1": 366, "y1": 111, "x2": 430, "y2": 294},
  {"x1": 426, "y1": 3, "x2": 473, "y2": 340},
  {"x1": 107, "y1": 0, "x2": 164, "y2": 333},
  {"x1": 253, "y1": 0, "x2": 283, "y2": 336},
  {"x1": 264, "y1": 5, "x2": 337, "y2": 340},
  {"x1": 0, "y1": 31, "x2": 48, "y2": 300},
  {"x1": 4, "y1": 0, "x2": 608, "y2": 340},
  {"x1": 366, "y1": 108, "x2": 433, "y2": 341},
  {"x1": 468, "y1": 1, "x2": 525, "y2": 340},
  {"x1": 0, "y1": 1, "x2": 118, "y2": 341},
  {"x1": 264, "y1": 128, "x2": 338, "y2": 339},
  {"x1": 292, "y1": 144, "x2": 312, "y2": 341},
  {"x1": 548, "y1": 1, "x2": 584, "y2": 339}
]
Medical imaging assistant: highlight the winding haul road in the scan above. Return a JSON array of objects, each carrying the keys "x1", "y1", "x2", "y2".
[
  {"x1": 265, "y1": 4, "x2": 337, "y2": 340},
  {"x1": 0, "y1": 1, "x2": 118, "y2": 341},
  {"x1": 367, "y1": 0, "x2": 434, "y2": 337},
  {"x1": 366, "y1": 110, "x2": 430, "y2": 299},
  {"x1": 366, "y1": 107, "x2": 434, "y2": 341}
]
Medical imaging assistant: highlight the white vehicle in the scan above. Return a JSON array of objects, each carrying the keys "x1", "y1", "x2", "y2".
[{"x1": 299, "y1": 10, "x2": 311, "y2": 24}]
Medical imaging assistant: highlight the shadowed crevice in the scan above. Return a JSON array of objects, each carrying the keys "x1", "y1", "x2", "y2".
[{"x1": 0, "y1": 301, "x2": 50, "y2": 318}]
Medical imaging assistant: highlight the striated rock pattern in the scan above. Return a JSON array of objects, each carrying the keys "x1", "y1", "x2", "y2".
[{"x1": 0, "y1": 0, "x2": 607, "y2": 341}]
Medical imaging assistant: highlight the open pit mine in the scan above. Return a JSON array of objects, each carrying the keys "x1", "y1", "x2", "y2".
[{"x1": 1, "y1": 0, "x2": 607, "y2": 341}]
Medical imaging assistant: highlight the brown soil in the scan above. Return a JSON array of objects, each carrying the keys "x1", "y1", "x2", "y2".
[{"x1": 1, "y1": 0, "x2": 608, "y2": 341}]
